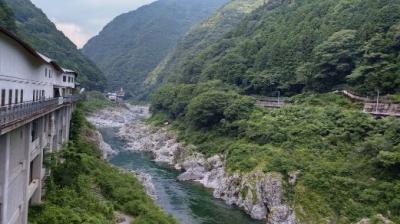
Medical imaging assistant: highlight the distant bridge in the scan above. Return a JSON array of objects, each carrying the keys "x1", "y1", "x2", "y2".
[
  {"x1": 255, "y1": 91, "x2": 400, "y2": 118},
  {"x1": 335, "y1": 90, "x2": 400, "y2": 117}
]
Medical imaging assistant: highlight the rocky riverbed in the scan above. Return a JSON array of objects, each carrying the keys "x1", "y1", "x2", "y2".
[{"x1": 88, "y1": 105, "x2": 296, "y2": 224}]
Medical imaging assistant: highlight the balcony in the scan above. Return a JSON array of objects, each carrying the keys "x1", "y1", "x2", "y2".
[{"x1": 0, "y1": 95, "x2": 80, "y2": 130}]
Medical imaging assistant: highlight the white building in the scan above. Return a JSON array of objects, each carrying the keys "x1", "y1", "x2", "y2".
[{"x1": 0, "y1": 27, "x2": 79, "y2": 224}]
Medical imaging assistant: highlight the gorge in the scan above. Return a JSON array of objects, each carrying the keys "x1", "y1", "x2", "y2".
[{"x1": 88, "y1": 105, "x2": 295, "y2": 224}]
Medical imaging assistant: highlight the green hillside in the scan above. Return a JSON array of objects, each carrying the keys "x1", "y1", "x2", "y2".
[
  {"x1": 0, "y1": 0, "x2": 15, "y2": 31},
  {"x1": 149, "y1": 0, "x2": 400, "y2": 223},
  {"x1": 4, "y1": 0, "x2": 107, "y2": 91},
  {"x1": 146, "y1": 0, "x2": 265, "y2": 95},
  {"x1": 171, "y1": 0, "x2": 400, "y2": 96},
  {"x1": 82, "y1": 0, "x2": 229, "y2": 100}
]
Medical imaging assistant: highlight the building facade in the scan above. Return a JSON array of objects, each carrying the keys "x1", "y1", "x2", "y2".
[{"x1": 0, "y1": 28, "x2": 79, "y2": 224}]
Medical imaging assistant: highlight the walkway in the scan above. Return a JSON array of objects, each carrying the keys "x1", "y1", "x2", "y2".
[{"x1": 335, "y1": 90, "x2": 400, "y2": 117}]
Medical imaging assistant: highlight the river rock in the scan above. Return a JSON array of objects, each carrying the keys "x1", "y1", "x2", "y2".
[
  {"x1": 86, "y1": 129, "x2": 117, "y2": 160},
  {"x1": 133, "y1": 171, "x2": 158, "y2": 200},
  {"x1": 89, "y1": 104, "x2": 297, "y2": 224}
]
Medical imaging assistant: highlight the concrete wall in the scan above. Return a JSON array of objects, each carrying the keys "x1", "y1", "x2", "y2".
[{"x1": 0, "y1": 104, "x2": 75, "y2": 224}]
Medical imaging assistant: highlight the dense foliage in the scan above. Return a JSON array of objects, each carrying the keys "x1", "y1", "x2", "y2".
[
  {"x1": 81, "y1": 91, "x2": 113, "y2": 114},
  {"x1": 146, "y1": 0, "x2": 265, "y2": 96},
  {"x1": 82, "y1": 0, "x2": 228, "y2": 100},
  {"x1": 151, "y1": 85, "x2": 400, "y2": 223},
  {"x1": 166, "y1": 0, "x2": 400, "y2": 96},
  {"x1": 4, "y1": 0, "x2": 107, "y2": 91},
  {"x1": 148, "y1": 0, "x2": 400, "y2": 223},
  {"x1": 29, "y1": 106, "x2": 177, "y2": 224},
  {"x1": 0, "y1": 0, "x2": 15, "y2": 31}
]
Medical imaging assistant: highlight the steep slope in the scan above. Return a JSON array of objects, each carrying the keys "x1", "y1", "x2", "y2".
[
  {"x1": 82, "y1": 0, "x2": 229, "y2": 99},
  {"x1": 173, "y1": 0, "x2": 400, "y2": 96},
  {"x1": 5, "y1": 0, "x2": 107, "y2": 91},
  {"x1": 0, "y1": 0, "x2": 15, "y2": 32},
  {"x1": 146, "y1": 0, "x2": 265, "y2": 94},
  {"x1": 148, "y1": 0, "x2": 400, "y2": 223}
]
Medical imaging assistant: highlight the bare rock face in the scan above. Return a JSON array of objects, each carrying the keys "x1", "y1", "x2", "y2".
[
  {"x1": 86, "y1": 129, "x2": 117, "y2": 160},
  {"x1": 288, "y1": 171, "x2": 300, "y2": 186},
  {"x1": 133, "y1": 171, "x2": 158, "y2": 200},
  {"x1": 213, "y1": 171, "x2": 295, "y2": 223},
  {"x1": 118, "y1": 122, "x2": 183, "y2": 165},
  {"x1": 356, "y1": 215, "x2": 394, "y2": 224},
  {"x1": 268, "y1": 205, "x2": 296, "y2": 224},
  {"x1": 177, "y1": 154, "x2": 296, "y2": 223}
]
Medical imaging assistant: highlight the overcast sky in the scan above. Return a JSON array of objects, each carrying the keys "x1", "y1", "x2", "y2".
[{"x1": 31, "y1": 0, "x2": 157, "y2": 48}]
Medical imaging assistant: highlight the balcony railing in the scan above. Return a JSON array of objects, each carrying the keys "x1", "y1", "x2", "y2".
[{"x1": 0, "y1": 95, "x2": 80, "y2": 129}]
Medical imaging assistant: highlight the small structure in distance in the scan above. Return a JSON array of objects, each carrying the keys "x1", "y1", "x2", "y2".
[{"x1": 106, "y1": 88, "x2": 125, "y2": 102}]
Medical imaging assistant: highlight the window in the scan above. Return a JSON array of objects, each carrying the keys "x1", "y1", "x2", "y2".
[
  {"x1": 36, "y1": 90, "x2": 39, "y2": 101},
  {"x1": 1, "y1": 89, "x2": 5, "y2": 106},
  {"x1": 41, "y1": 90, "x2": 45, "y2": 100},
  {"x1": 63, "y1": 76, "x2": 66, "y2": 82},
  {"x1": 15, "y1": 89, "x2": 18, "y2": 104},
  {"x1": 20, "y1": 89, "x2": 23, "y2": 103},
  {"x1": 8, "y1": 89, "x2": 12, "y2": 105},
  {"x1": 33, "y1": 90, "x2": 35, "y2": 101},
  {"x1": 45, "y1": 68, "x2": 47, "y2": 77}
]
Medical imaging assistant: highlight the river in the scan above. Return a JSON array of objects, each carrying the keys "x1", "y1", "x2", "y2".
[{"x1": 100, "y1": 127, "x2": 262, "y2": 224}]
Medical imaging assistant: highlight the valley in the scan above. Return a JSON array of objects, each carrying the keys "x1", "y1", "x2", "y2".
[{"x1": 0, "y1": 0, "x2": 399, "y2": 223}]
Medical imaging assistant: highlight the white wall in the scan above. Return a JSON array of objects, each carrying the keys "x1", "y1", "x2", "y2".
[{"x1": 0, "y1": 33, "x2": 76, "y2": 106}]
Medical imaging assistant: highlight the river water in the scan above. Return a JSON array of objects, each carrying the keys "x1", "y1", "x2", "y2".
[{"x1": 100, "y1": 127, "x2": 262, "y2": 224}]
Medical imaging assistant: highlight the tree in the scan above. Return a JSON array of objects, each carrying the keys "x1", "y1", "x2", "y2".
[
  {"x1": 311, "y1": 30, "x2": 359, "y2": 91},
  {"x1": 187, "y1": 91, "x2": 231, "y2": 128},
  {"x1": 0, "y1": 0, "x2": 16, "y2": 32},
  {"x1": 348, "y1": 25, "x2": 400, "y2": 94}
]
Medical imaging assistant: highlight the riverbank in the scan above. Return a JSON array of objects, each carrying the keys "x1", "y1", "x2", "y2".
[
  {"x1": 29, "y1": 105, "x2": 177, "y2": 224},
  {"x1": 88, "y1": 104, "x2": 296, "y2": 224}
]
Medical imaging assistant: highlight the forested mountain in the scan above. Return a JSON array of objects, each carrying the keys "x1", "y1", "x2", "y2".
[
  {"x1": 149, "y1": 0, "x2": 400, "y2": 223},
  {"x1": 169, "y1": 0, "x2": 400, "y2": 96},
  {"x1": 146, "y1": 0, "x2": 265, "y2": 94},
  {"x1": 4, "y1": 0, "x2": 107, "y2": 91},
  {"x1": 82, "y1": 0, "x2": 229, "y2": 99},
  {"x1": 0, "y1": 0, "x2": 15, "y2": 32}
]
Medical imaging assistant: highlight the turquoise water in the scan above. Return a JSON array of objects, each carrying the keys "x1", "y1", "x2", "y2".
[{"x1": 101, "y1": 127, "x2": 262, "y2": 224}]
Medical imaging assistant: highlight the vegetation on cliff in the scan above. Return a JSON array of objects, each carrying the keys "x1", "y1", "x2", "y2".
[
  {"x1": 29, "y1": 105, "x2": 177, "y2": 224},
  {"x1": 4, "y1": 0, "x2": 107, "y2": 91},
  {"x1": 150, "y1": 83, "x2": 400, "y2": 223},
  {"x1": 146, "y1": 0, "x2": 265, "y2": 95},
  {"x1": 164, "y1": 0, "x2": 400, "y2": 96}
]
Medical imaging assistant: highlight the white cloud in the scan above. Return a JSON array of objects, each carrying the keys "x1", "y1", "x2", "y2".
[
  {"x1": 53, "y1": 20, "x2": 91, "y2": 48},
  {"x1": 31, "y1": 0, "x2": 158, "y2": 47}
]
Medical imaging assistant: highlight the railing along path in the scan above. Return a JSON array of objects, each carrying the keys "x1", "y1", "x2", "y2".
[{"x1": 0, "y1": 95, "x2": 80, "y2": 128}]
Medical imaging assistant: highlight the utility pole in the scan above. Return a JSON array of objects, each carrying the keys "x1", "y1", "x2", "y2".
[
  {"x1": 375, "y1": 89, "x2": 380, "y2": 113},
  {"x1": 277, "y1": 90, "x2": 281, "y2": 106}
]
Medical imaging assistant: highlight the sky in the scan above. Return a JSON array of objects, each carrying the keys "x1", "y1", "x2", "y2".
[{"x1": 31, "y1": 0, "x2": 157, "y2": 48}]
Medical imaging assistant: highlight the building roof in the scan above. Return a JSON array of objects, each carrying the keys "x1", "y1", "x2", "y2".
[
  {"x1": 61, "y1": 68, "x2": 78, "y2": 76},
  {"x1": 0, "y1": 26, "x2": 77, "y2": 76}
]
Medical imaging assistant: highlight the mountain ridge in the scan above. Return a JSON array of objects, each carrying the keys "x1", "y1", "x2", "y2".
[
  {"x1": 82, "y1": 0, "x2": 229, "y2": 99},
  {"x1": 163, "y1": 0, "x2": 400, "y2": 96},
  {"x1": 145, "y1": 0, "x2": 266, "y2": 96}
]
